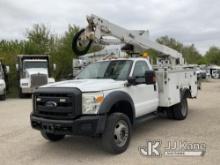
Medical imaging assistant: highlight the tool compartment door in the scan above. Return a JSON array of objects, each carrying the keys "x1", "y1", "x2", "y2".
[{"x1": 156, "y1": 68, "x2": 197, "y2": 107}]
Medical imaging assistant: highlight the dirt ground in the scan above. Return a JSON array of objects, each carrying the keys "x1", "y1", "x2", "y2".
[{"x1": 0, "y1": 80, "x2": 219, "y2": 165}]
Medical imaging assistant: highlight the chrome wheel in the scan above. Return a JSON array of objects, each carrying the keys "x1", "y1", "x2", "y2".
[{"x1": 114, "y1": 120, "x2": 129, "y2": 147}]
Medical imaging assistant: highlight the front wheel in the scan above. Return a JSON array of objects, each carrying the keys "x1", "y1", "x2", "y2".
[
  {"x1": 41, "y1": 131, "x2": 65, "y2": 142},
  {"x1": 102, "y1": 113, "x2": 131, "y2": 154}
]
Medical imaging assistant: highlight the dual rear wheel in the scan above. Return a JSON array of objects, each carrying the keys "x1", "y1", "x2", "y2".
[{"x1": 167, "y1": 96, "x2": 188, "y2": 120}]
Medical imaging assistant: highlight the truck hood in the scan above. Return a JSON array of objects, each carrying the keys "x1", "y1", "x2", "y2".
[
  {"x1": 26, "y1": 68, "x2": 48, "y2": 75},
  {"x1": 42, "y1": 79, "x2": 125, "y2": 92}
]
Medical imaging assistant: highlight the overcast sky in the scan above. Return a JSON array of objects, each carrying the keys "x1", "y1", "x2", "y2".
[{"x1": 0, "y1": 0, "x2": 219, "y2": 54}]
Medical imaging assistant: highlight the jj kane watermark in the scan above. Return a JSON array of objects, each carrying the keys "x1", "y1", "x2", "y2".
[{"x1": 139, "y1": 139, "x2": 206, "y2": 157}]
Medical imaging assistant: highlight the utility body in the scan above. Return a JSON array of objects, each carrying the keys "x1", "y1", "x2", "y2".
[{"x1": 30, "y1": 15, "x2": 198, "y2": 154}]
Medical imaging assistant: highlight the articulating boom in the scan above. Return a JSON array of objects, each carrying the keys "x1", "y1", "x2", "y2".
[{"x1": 72, "y1": 14, "x2": 184, "y2": 65}]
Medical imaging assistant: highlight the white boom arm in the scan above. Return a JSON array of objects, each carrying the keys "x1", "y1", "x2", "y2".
[{"x1": 82, "y1": 14, "x2": 184, "y2": 65}]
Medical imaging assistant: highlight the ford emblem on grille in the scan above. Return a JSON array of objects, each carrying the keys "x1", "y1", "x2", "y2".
[{"x1": 45, "y1": 101, "x2": 57, "y2": 108}]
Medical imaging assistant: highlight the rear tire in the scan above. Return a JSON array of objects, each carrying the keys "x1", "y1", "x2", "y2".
[
  {"x1": 172, "y1": 97, "x2": 188, "y2": 120},
  {"x1": 41, "y1": 132, "x2": 65, "y2": 142},
  {"x1": 102, "y1": 113, "x2": 131, "y2": 154}
]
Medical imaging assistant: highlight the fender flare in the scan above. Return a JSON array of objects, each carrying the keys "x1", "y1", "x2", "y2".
[{"x1": 98, "y1": 91, "x2": 135, "y2": 120}]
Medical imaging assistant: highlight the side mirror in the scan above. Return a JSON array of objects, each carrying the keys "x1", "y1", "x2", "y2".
[
  {"x1": 6, "y1": 66, "x2": 10, "y2": 73},
  {"x1": 16, "y1": 64, "x2": 19, "y2": 71},
  {"x1": 127, "y1": 76, "x2": 136, "y2": 86},
  {"x1": 53, "y1": 64, "x2": 56, "y2": 71},
  {"x1": 145, "y1": 70, "x2": 156, "y2": 84}
]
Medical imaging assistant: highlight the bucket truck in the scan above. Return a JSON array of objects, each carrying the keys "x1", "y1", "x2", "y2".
[{"x1": 30, "y1": 14, "x2": 198, "y2": 154}]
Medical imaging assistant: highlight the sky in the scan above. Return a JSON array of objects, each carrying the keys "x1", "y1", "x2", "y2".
[{"x1": 0, "y1": 0, "x2": 220, "y2": 55}]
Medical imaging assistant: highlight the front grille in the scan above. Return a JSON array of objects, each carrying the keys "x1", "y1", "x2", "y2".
[
  {"x1": 33, "y1": 87, "x2": 82, "y2": 119},
  {"x1": 31, "y1": 74, "x2": 48, "y2": 88}
]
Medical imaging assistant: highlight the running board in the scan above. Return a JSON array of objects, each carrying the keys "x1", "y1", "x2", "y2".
[{"x1": 134, "y1": 112, "x2": 159, "y2": 125}]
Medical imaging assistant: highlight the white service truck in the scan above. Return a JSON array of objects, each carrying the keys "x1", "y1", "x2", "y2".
[
  {"x1": 30, "y1": 15, "x2": 198, "y2": 154},
  {"x1": 0, "y1": 59, "x2": 9, "y2": 100},
  {"x1": 17, "y1": 55, "x2": 55, "y2": 97}
]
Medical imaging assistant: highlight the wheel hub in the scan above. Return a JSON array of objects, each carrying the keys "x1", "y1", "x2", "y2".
[{"x1": 114, "y1": 120, "x2": 129, "y2": 147}]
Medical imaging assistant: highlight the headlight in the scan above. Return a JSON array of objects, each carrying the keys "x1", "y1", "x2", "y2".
[{"x1": 82, "y1": 92, "x2": 104, "y2": 114}]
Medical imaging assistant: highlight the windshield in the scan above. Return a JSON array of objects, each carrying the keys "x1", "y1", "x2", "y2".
[
  {"x1": 23, "y1": 61, "x2": 48, "y2": 69},
  {"x1": 76, "y1": 60, "x2": 133, "y2": 80}
]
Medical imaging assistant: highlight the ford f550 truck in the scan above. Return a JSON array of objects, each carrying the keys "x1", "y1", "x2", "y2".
[
  {"x1": 16, "y1": 55, "x2": 55, "y2": 97},
  {"x1": 30, "y1": 15, "x2": 198, "y2": 154}
]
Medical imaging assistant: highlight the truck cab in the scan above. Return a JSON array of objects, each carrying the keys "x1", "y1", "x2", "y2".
[
  {"x1": 74, "y1": 58, "x2": 159, "y2": 116},
  {"x1": 17, "y1": 55, "x2": 55, "y2": 97}
]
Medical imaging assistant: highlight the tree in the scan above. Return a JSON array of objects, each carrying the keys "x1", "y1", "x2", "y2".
[
  {"x1": 182, "y1": 44, "x2": 203, "y2": 64},
  {"x1": 24, "y1": 24, "x2": 54, "y2": 54},
  {"x1": 205, "y1": 46, "x2": 220, "y2": 65},
  {"x1": 157, "y1": 36, "x2": 183, "y2": 52},
  {"x1": 156, "y1": 36, "x2": 203, "y2": 64},
  {"x1": 53, "y1": 25, "x2": 80, "y2": 79}
]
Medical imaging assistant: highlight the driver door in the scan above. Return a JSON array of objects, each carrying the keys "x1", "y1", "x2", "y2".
[{"x1": 126, "y1": 60, "x2": 159, "y2": 118}]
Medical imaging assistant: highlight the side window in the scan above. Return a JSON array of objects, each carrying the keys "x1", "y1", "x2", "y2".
[{"x1": 132, "y1": 61, "x2": 149, "y2": 84}]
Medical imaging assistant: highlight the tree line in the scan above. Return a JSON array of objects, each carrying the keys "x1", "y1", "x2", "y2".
[
  {"x1": 0, "y1": 24, "x2": 219, "y2": 97},
  {"x1": 156, "y1": 36, "x2": 220, "y2": 65}
]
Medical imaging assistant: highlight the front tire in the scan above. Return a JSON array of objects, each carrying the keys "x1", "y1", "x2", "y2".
[
  {"x1": 102, "y1": 113, "x2": 131, "y2": 154},
  {"x1": 41, "y1": 131, "x2": 65, "y2": 142}
]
